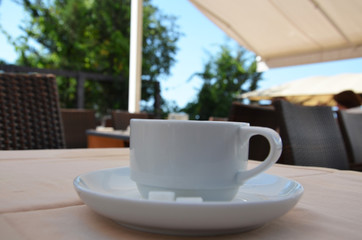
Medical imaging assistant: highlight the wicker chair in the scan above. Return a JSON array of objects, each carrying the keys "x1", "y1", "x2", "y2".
[
  {"x1": 337, "y1": 110, "x2": 362, "y2": 171},
  {"x1": 0, "y1": 73, "x2": 65, "y2": 150},
  {"x1": 111, "y1": 110, "x2": 150, "y2": 130},
  {"x1": 228, "y1": 102, "x2": 278, "y2": 161},
  {"x1": 273, "y1": 100, "x2": 349, "y2": 170},
  {"x1": 61, "y1": 109, "x2": 96, "y2": 148}
]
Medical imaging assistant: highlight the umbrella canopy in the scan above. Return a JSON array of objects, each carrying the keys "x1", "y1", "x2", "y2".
[
  {"x1": 239, "y1": 73, "x2": 362, "y2": 106},
  {"x1": 189, "y1": 0, "x2": 362, "y2": 68}
]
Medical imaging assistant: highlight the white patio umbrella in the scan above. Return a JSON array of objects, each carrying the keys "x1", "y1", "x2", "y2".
[{"x1": 239, "y1": 73, "x2": 362, "y2": 106}]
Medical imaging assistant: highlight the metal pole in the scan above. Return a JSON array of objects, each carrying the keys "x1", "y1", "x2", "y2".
[
  {"x1": 128, "y1": 0, "x2": 143, "y2": 113},
  {"x1": 76, "y1": 72, "x2": 85, "y2": 109}
]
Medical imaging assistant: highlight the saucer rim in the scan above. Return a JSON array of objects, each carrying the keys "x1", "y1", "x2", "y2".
[
  {"x1": 74, "y1": 167, "x2": 303, "y2": 206},
  {"x1": 73, "y1": 167, "x2": 304, "y2": 235}
]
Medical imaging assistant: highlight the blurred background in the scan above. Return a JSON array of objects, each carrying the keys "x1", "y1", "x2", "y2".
[{"x1": 1, "y1": 0, "x2": 361, "y2": 121}]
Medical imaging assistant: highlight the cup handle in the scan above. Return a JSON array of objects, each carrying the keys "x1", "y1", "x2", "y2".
[{"x1": 236, "y1": 126, "x2": 282, "y2": 184}]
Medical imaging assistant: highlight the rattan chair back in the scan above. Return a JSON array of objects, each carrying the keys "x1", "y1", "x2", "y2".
[
  {"x1": 0, "y1": 73, "x2": 65, "y2": 150},
  {"x1": 61, "y1": 109, "x2": 96, "y2": 148},
  {"x1": 273, "y1": 100, "x2": 349, "y2": 170},
  {"x1": 337, "y1": 110, "x2": 362, "y2": 170}
]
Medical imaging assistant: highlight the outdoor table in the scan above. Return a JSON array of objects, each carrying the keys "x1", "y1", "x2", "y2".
[
  {"x1": 1, "y1": 148, "x2": 362, "y2": 239},
  {"x1": 86, "y1": 129, "x2": 130, "y2": 148}
]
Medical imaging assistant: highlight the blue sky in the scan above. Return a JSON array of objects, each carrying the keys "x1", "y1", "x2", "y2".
[{"x1": 1, "y1": 0, "x2": 362, "y2": 108}]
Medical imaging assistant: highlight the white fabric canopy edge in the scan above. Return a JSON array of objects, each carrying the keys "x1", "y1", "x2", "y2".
[
  {"x1": 265, "y1": 46, "x2": 362, "y2": 68},
  {"x1": 189, "y1": 0, "x2": 362, "y2": 68}
]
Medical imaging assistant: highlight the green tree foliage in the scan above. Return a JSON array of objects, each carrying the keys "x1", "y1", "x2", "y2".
[
  {"x1": 183, "y1": 45, "x2": 262, "y2": 120},
  {"x1": 9, "y1": 0, "x2": 181, "y2": 116}
]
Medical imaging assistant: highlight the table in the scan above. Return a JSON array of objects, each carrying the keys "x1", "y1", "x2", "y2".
[
  {"x1": 1, "y1": 148, "x2": 362, "y2": 239},
  {"x1": 86, "y1": 129, "x2": 130, "y2": 148}
]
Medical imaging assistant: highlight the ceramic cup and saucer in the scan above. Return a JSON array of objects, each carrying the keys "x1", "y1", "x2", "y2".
[{"x1": 74, "y1": 120, "x2": 303, "y2": 236}]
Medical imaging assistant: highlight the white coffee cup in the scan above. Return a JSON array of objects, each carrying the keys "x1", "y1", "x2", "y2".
[{"x1": 130, "y1": 119, "x2": 282, "y2": 201}]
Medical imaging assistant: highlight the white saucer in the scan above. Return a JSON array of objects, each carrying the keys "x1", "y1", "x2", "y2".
[{"x1": 74, "y1": 167, "x2": 303, "y2": 236}]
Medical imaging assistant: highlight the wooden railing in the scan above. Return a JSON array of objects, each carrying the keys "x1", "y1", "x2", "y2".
[{"x1": 0, "y1": 64, "x2": 160, "y2": 115}]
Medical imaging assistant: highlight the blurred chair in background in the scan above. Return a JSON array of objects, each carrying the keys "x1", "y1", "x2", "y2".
[
  {"x1": 0, "y1": 73, "x2": 65, "y2": 150},
  {"x1": 111, "y1": 110, "x2": 150, "y2": 130},
  {"x1": 61, "y1": 109, "x2": 96, "y2": 148},
  {"x1": 273, "y1": 100, "x2": 349, "y2": 170},
  {"x1": 228, "y1": 102, "x2": 278, "y2": 161},
  {"x1": 337, "y1": 110, "x2": 362, "y2": 171}
]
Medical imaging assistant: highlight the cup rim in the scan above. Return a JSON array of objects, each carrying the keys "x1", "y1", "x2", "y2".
[{"x1": 130, "y1": 119, "x2": 249, "y2": 127}]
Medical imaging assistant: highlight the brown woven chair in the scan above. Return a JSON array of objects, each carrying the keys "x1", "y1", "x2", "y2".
[
  {"x1": 228, "y1": 102, "x2": 278, "y2": 161},
  {"x1": 61, "y1": 109, "x2": 96, "y2": 148},
  {"x1": 111, "y1": 110, "x2": 150, "y2": 130},
  {"x1": 273, "y1": 100, "x2": 349, "y2": 170},
  {"x1": 0, "y1": 73, "x2": 65, "y2": 150},
  {"x1": 337, "y1": 110, "x2": 362, "y2": 171}
]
